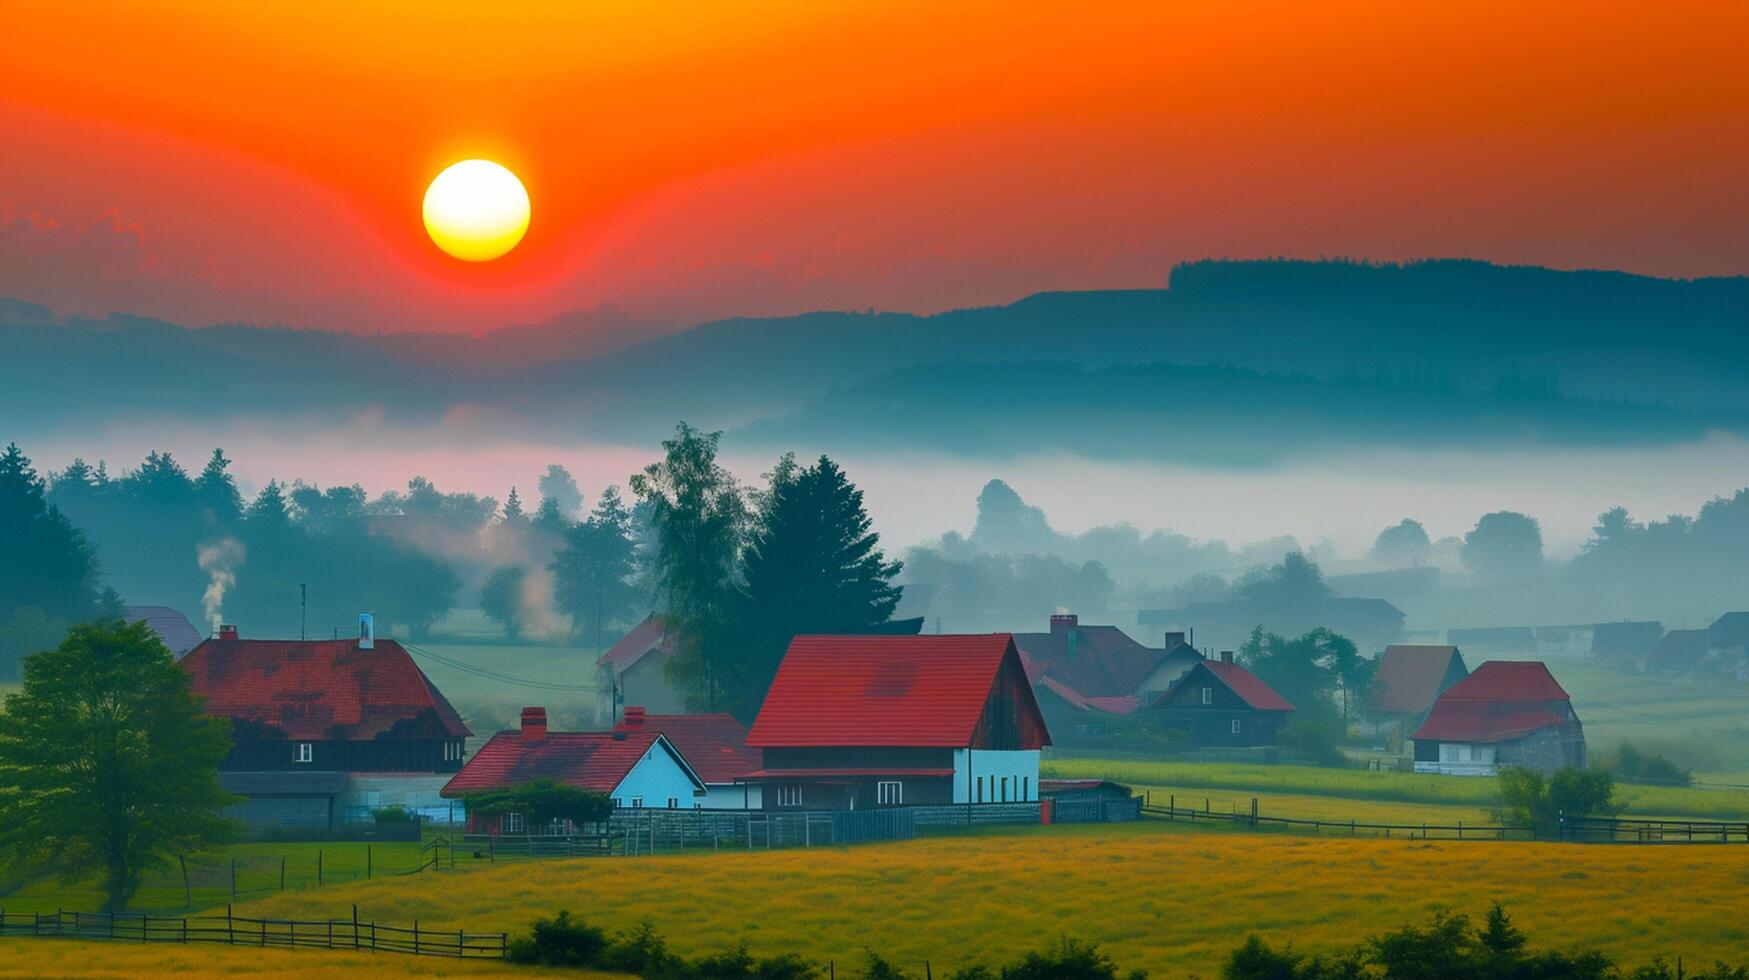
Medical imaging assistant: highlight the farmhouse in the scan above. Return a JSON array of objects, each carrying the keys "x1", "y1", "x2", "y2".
[
  {"x1": 745, "y1": 634, "x2": 1050, "y2": 810},
  {"x1": 1589, "y1": 621, "x2": 1662, "y2": 664},
  {"x1": 1148, "y1": 652, "x2": 1294, "y2": 747},
  {"x1": 1038, "y1": 779, "x2": 1142, "y2": 823},
  {"x1": 1708, "y1": 612, "x2": 1749, "y2": 664},
  {"x1": 598, "y1": 615, "x2": 687, "y2": 715},
  {"x1": 441, "y1": 706, "x2": 706, "y2": 833},
  {"x1": 1647, "y1": 628, "x2": 1710, "y2": 674},
  {"x1": 125, "y1": 604, "x2": 203, "y2": 658},
  {"x1": 639, "y1": 709, "x2": 762, "y2": 809},
  {"x1": 1365, "y1": 644, "x2": 1469, "y2": 739},
  {"x1": 1014, "y1": 615, "x2": 1202, "y2": 737},
  {"x1": 178, "y1": 622, "x2": 472, "y2": 831},
  {"x1": 1411, "y1": 660, "x2": 1585, "y2": 776}
]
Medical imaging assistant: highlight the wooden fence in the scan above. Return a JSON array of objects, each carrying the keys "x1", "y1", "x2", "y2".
[
  {"x1": 0, "y1": 905, "x2": 505, "y2": 958},
  {"x1": 1140, "y1": 795, "x2": 1535, "y2": 841},
  {"x1": 1563, "y1": 816, "x2": 1749, "y2": 844}
]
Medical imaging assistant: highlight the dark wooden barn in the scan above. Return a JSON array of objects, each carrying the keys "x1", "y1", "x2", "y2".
[{"x1": 1148, "y1": 652, "x2": 1294, "y2": 747}]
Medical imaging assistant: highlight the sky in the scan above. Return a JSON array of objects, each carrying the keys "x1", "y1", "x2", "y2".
[{"x1": 4, "y1": 1, "x2": 1746, "y2": 334}]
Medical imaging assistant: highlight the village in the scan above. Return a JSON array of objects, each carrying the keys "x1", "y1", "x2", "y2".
[{"x1": 136, "y1": 604, "x2": 1749, "y2": 846}]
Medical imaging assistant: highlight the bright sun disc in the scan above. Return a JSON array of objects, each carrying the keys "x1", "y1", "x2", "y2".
[{"x1": 422, "y1": 159, "x2": 529, "y2": 262}]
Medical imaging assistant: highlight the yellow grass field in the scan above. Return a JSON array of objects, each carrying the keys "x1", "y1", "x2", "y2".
[
  {"x1": 0, "y1": 941, "x2": 529, "y2": 978},
  {"x1": 193, "y1": 822, "x2": 1749, "y2": 977}
]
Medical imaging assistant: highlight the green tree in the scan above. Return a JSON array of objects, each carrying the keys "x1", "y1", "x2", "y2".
[
  {"x1": 1462, "y1": 511, "x2": 1544, "y2": 579},
  {"x1": 1233, "y1": 551, "x2": 1330, "y2": 633},
  {"x1": 1371, "y1": 518, "x2": 1431, "y2": 566},
  {"x1": 462, "y1": 778, "x2": 613, "y2": 828},
  {"x1": 538, "y1": 464, "x2": 584, "y2": 520},
  {"x1": 631, "y1": 423, "x2": 749, "y2": 710},
  {"x1": 1, "y1": 444, "x2": 106, "y2": 679},
  {"x1": 0, "y1": 620, "x2": 235, "y2": 911},
  {"x1": 551, "y1": 485, "x2": 641, "y2": 651},
  {"x1": 1496, "y1": 766, "x2": 1622, "y2": 836},
  {"x1": 193, "y1": 448, "x2": 244, "y2": 526},
  {"x1": 728, "y1": 455, "x2": 903, "y2": 719},
  {"x1": 481, "y1": 565, "x2": 528, "y2": 640}
]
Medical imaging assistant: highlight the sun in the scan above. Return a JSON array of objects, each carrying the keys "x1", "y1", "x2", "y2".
[{"x1": 422, "y1": 160, "x2": 530, "y2": 262}]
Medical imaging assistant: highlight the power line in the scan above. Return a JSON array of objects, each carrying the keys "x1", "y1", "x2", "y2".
[{"x1": 403, "y1": 642, "x2": 600, "y2": 692}]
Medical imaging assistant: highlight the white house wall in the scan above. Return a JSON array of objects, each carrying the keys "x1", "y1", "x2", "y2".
[
  {"x1": 696, "y1": 783, "x2": 761, "y2": 809},
  {"x1": 610, "y1": 743, "x2": 704, "y2": 809},
  {"x1": 952, "y1": 748, "x2": 1041, "y2": 804}
]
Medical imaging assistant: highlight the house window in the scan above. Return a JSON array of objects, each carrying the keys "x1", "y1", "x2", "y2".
[
  {"x1": 1201, "y1": 687, "x2": 1213, "y2": 705},
  {"x1": 630, "y1": 796, "x2": 644, "y2": 808},
  {"x1": 667, "y1": 797, "x2": 679, "y2": 809},
  {"x1": 504, "y1": 812, "x2": 524, "y2": 833},
  {"x1": 776, "y1": 784, "x2": 803, "y2": 808},
  {"x1": 1231, "y1": 719, "x2": 1242, "y2": 734},
  {"x1": 1022, "y1": 776, "x2": 1030, "y2": 801},
  {"x1": 975, "y1": 777, "x2": 983, "y2": 803},
  {"x1": 877, "y1": 781, "x2": 903, "y2": 805},
  {"x1": 1000, "y1": 777, "x2": 1009, "y2": 802},
  {"x1": 294, "y1": 742, "x2": 313, "y2": 764},
  {"x1": 442, "y1": 741, "x2": 463, "y2": 762}
]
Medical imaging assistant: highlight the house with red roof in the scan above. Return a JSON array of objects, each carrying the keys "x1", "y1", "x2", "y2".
[
  {"x1": 1365, "y1": 645, "x2": 1469, "y2": 740},
  {"x1": 745, "y1": 634, "x2": 1051, "y2": 811},
  {"x1": 1411, "y1": 660, "x2": 1585, "y2": 776},
  {"x1": 1147, "y1": 652, "x2": 1295, "y2": 747},
  {"x1": 179, "y1": 622, "x2": 472, "y2": 832},
  {"x1": 1014, "y1": 614, "x2": 1203, "y2": 737},
  {"x1": 597, "y1": 615, "x2": 686, "y2": 715},
  {"x1": 641, "y1": 709, "x2": 762, "y2": 808},
  {"x1": 441, "y1": 706, "x2": 706, "y2": 833}
]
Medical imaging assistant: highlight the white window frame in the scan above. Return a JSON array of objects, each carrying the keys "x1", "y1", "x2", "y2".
[
  {"x1": 630, "y1": 795, "x2": 644, "y2": 808},
  {"x1": 667, "y1": 797, "x2": 679, "y2": 809},
  {"x1": 504, "y1": 811, "x2": 524, "y2": 834},
  {"x1": 1000, "y1": 776, "x2": 1009, "y2": 802},
  {"x1": 1201, "y1": 687, "x2": 1213, "y2": 705},
  {"x1": 1231, "y1": 719, "x2": 1243, "y2": 734},
  {"x1": 776, "y1": 784, "x2": 803, "y2": 808},
  {"x1": 294, "y1": 742, "x2": 313, "y2": 764},
  {"x1": 877, "y1": 781, "x2": 903, "y2": 805}
]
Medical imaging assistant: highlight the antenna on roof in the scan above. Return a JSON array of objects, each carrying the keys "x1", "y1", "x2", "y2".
[{"x1": 300, "y1": 584, "x2": 307, "y2": 641}]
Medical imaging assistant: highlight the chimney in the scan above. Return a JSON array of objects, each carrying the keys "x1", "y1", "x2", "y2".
[
  {"x1": 1050, "y1": 613, "x2": 1078, "y2": 636},
  {"x1": 1220, "y1": 650, "x2": 1234, "y2": 665},
  {"x1": 615, "y1": 706, "x2": 647, "y2": 734},
  {"x1": 217, "y1": 624, "x2": 238, "y2": 641},
  {"x1": 358, "y1": 613, "x2": 375, "y2": 650},
  {"x1": 520, "y1": 706, "x2": 548, "y2": 742},
  {"x1": 1163, "y1": 631, "x2": 1187, "y2": 650}
]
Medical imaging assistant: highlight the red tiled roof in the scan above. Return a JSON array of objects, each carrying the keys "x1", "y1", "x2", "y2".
[
  {"x1": 747, "y1": 634, "x2": 1048, "y2": 748},
  {"x1": 1038, "y1": 676, "x2": 1142, "y2": 716},
  {"x1": 1202, "y1": 660, "x2": 1296, "y2": 712},
  {"x1": 1013, "y1": 625, "x2": 1182, "y2": 698},
  {"x1": 126, "y1": 605, "x2": 204, "y2": 658},
  {"x1": 180, "y1": 638, "x2": 469, "y2": 741},
  {"x1": 441, "y1": 730, "x2": 702, "y2": 796},
  {"x1": 641, "y1": 713, "x2": 759, "y2": 785},
  {"x1": 597, "y1": 615, "x2": 674, "y2": 671},
  {"x1": 1368, "y1": 645, "x2": 1467, "y2": 715},
  {"x1": 1411, "y1": 660, "x2": 1575, "y2": 743}
]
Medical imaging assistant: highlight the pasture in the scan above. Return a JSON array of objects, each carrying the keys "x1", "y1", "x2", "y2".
[{"x1": 14, "y1": 820, "x2": 1743, "y2": 979}]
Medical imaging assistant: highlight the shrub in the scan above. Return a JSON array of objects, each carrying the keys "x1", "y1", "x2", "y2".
[
  {"x1": 1609, "y1": 743, "x2": 1692, "y2": 787},
  {"x1": 1496, "y1": 767, "x2": 1622, "y2": 835},
  {"x1": 373, "y1": 805, "x2": 413, "y2": 824},
  {"x1": 861, "y1": 950, "x2": 911, "y2": 980},
  {"x1": 506, "y1": 909, "x2": 609, "y2": 967}
]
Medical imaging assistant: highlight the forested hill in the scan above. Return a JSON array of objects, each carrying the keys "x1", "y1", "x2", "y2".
[{"x1": 3, "y1": 259, "x2": 1746, "y2": 455}]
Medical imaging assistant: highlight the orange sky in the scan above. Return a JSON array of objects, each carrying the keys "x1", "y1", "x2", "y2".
[{"x1": 3, "y1": 1, "x2": 1745, "y2": 332}]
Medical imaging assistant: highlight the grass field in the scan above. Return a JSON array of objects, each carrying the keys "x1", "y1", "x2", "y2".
[
  {"x1": 188, "y1": 821, "x2": 1749, "y2": 977},
  {"x1": 0, "y1": 941, "x2": 532, "y2": 978},
  {"x1": 1042, "y1": 755, "x2": 1749, "y2": 821},
  {"x1": 0, "y1": 839, "x2": 438, "y2": 915}
]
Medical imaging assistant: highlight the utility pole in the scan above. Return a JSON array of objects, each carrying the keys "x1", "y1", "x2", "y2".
[{"x1": 300, "y1": 584, "x2": 307, "y2": 641}]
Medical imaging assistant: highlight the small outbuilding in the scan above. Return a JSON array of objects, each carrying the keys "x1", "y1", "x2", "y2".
[
  {"x1": 441, "y1": 707, "x2": 706, "y2": 834},
  {"x1": 598, "y1": 615, "x2": 687, "y2": 715},
  {"x1": 1039, "y1": 779, "x2": 1141, "y2": 823},
  {"x1": 1411, "y1": 661, "x2": 1585, "y2": 776},
  {"x1": 1366, "y1": 644, "x2": 1469, "y2": 738}
]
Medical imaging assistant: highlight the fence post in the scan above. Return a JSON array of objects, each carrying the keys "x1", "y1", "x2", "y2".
[
  {"x1": 280, "y1": 857, "x2": 286, "y2": 892},
  {"x1": 230, "y1": 860, "x2": 237, "y2": 900},
  {"x1": 353, "y1": 905, "x2": 359, "y2": 951},
  {"x1": 488, "y1": 839, "x2": 494, "y2": 863},
  {"x1": 318, "y1": 848, "x2": 323, "y2": 886},
  {"x1": 414, "y1": 919, "x2": 420, "y2": 956},
  {"x1": 179, "y1": 854, "x2": 191, "y2": 909},
  {"x1": 227, "y1": 904, "x2": 234, "y2": 945},
  {"x1": 1250, "y1": 798, "x2": 1259, "y2": 829},
  {"x1": 367, "y1": 845, "x2": 373, "y2": 879}
]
